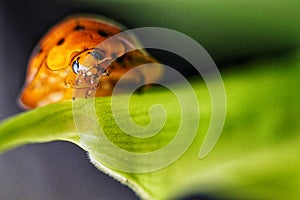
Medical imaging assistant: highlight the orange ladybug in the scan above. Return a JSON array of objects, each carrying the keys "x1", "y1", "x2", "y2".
[{"x1": 19, "y1": 14, "x2": 162, "y2": 109}]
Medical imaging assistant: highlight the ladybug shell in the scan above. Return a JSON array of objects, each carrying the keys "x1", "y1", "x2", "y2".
[{"x1": 19, "y1": 15, "x2": 162, "y2": 109}]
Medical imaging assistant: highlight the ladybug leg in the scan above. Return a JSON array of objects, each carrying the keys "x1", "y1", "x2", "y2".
[
  {"x1": 102, "y1": 67, "x2": 110, "y2": 76},
  {"x1": 95, "y1": 63, "x2": 111, "y2": 77},
  {"x1": 85, "y1": 88, "x2": 94, "y2": 98}
]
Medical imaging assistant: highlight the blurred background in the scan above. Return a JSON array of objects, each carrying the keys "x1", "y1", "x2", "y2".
[{"x1": 0, "y1": 0, "x2": 299, "y2": 199}]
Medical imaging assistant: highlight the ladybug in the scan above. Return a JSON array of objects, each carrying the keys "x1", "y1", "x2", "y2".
[{"x1": 19, "y1": 14, "x2": 162, "y2": 109}]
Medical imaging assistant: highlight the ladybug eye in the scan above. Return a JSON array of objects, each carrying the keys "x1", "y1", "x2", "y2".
[{"x1": 72, "y1": 60, "x2": 80, "y2": 74}]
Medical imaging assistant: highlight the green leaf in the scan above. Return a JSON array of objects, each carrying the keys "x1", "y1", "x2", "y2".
[
  {"x1": 1, "y1": 52, "x2": 300, "y2": 199},
  {"x1": 0, "y1": 101, "x2": 79, "y2": 152}
]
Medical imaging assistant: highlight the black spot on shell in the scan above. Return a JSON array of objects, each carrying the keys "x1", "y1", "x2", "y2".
[
  {"x1": 57, "y1": 38, "x2": 65, "y2": 46},
  {"x1": 115, "y1": 55, "x2": 127, "y2": 67},
  {"x1": 97, "y1": 30, "x2": 109, "y2": 37},
  {"x1": 115, "y1": 55, "x2": 125, "y2": 62},
  {"x1": 74, "y1": 25, "x2": 85, "y2": 31}
]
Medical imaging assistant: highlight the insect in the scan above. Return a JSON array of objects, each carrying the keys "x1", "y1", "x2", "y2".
[{"x1": 19, "y1": 14, "x2": 162, "y2": 109}]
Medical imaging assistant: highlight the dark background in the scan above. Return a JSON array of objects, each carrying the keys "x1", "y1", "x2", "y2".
[{"x1": 0, "y1": 0, "x2": 297, "y2": 199}]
